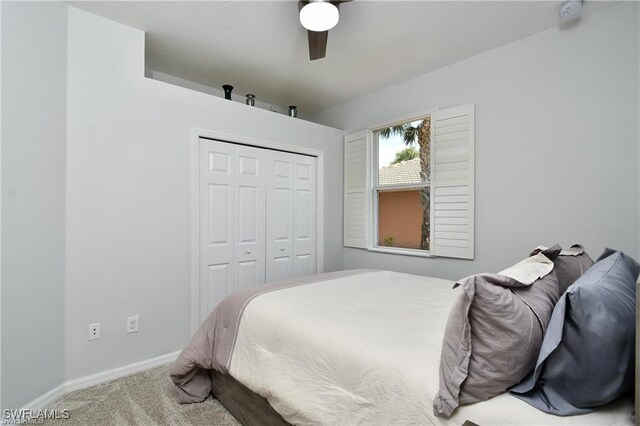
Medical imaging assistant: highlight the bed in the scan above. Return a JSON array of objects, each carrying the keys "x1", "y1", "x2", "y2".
[{"x1": 171, "y1": 269, "x2": 636, "y2": 425}]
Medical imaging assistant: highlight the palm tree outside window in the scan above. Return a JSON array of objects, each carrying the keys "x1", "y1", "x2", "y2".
[{"x1": 374, "y1": 115, "x2": 431, "y2": 251}]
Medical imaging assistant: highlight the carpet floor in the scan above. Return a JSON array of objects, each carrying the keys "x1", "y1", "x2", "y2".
[{"x1": 44, "y1": 364, "x2": 240, "y2": 425}]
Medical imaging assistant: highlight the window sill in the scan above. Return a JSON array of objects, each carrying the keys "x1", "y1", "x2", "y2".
[{"x1": 366, "y1": 246, "x2": 435, "y2": 258}]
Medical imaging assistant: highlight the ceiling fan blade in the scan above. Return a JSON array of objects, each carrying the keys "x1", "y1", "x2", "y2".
[
  {"x1": 308, "y1": 30, "x2": 328, "y2": 60},
  {"x1": 300, "y1": 0, "x2": 352, "y2": 60}
]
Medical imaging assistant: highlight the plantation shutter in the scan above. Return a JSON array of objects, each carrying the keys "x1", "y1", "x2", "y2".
[
  {"x1": 429, "y1": 104, "x2": 475, "y2": 259},
  {"x1": 344, "y1": 131, "x2": 369, "y2": 248}
]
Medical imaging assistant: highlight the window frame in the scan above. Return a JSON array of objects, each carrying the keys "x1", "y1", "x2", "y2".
[
  {"x1": 368, "y1": 110, "x2": 435, "y2": 257},
  {"x1": 344, "y1": 103, "x2": 474, "y2": 259}
]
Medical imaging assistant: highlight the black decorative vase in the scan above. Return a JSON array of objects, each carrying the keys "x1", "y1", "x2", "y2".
[{"x1": 222, "y1": 85, "x2": 233, "y2": 100}]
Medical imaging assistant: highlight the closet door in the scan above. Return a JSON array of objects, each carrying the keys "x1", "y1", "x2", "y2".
[
  {"x1": 234, "y1": 144, "x2": 266, "y2": 289},
  {"x1": 266, "y1": 151, "x2": 317, "y2": 281},
  {"x1": 292, "y1": 155, "x2": 317, "y2": 277},
  {"x1": 266, "y1": 151, "x2": 295, "y2": 282},
  {"x1": 199, "y1": 140, "x2": 266, "y2": 323},
  {"x1": 199, "y1": 139, "x2": 316, "y2": 323},
  {"x1": 199, "y1": 140, "x2": 235, "y2": 323}
]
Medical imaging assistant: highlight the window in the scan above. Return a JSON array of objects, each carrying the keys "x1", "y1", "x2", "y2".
[
  {"x1": 344, "y1": 103, "x2": 475, "y2": 260},
  {"x1": 373, "y1": 116, "x2": 431, "y2": 253}
]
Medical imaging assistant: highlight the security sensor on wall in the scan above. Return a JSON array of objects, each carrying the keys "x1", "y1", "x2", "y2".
[{"x1": 559, "y1": 0, "x2": 584, "y2": 23}]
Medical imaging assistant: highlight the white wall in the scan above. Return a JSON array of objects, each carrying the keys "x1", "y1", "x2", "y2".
[
  {"x1": 1, "y1": 2, "x2": 67, "y2": 409},
  {"x1": 314, "y1": 3, "x2": 640, "y2": 279},
  {"x1": 2, "y1": 0, "x2": 637, "y2": 408},
  {"x1": 65, "y1": 7, "x2": 344, "y2": 380},
  {"x1": 146, "y1": 69, "x2": 291, "y2": 117}
]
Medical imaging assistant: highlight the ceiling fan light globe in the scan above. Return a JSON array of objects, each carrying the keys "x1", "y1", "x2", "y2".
[{"x1": 300, "y1": 2, "x2": 339, "y2": 32}]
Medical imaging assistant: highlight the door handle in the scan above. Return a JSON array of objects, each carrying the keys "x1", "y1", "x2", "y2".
[
  {"x1": 280, "y1": 246, "x2": 285, "y2": 251},
  {"x1": 245, "y1": 249, "x2": 251, "y2": 254}
]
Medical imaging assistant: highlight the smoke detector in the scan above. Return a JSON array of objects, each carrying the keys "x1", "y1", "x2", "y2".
[{"x1": 559, "y1": 0, "x2": 584, "y2": 23}]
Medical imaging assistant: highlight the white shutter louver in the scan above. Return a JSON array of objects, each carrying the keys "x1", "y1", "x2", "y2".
[
  {"x1": 430, "y1": 104, "x2": 475, "y2": 259},
  {"x1": 344, "y1": 131, "x2": 369, "y2": 248}
]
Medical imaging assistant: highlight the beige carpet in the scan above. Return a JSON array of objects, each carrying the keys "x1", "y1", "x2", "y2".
[{"x1": 44, "y1": 364, "x2": 240, "y2": 425}]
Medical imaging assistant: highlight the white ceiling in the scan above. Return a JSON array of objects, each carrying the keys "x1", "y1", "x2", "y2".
[{"x1": 69, "y1": 1, "x2": 616, "y2": 116}]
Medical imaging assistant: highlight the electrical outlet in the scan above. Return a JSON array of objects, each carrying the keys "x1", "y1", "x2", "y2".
[
  {"x1": 126, "y1": 315, "x2": 139, "y2": 334},
  {"x1": 89, "y1": 323, "x2": 100, "y2": 341}
]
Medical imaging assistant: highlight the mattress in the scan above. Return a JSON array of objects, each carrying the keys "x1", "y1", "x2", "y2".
[{"x1": 228, "y1": 270, "x2": 634, "y2": 425}]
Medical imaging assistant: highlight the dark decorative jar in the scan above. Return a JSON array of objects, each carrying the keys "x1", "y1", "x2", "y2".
[
  {"x1": 288, "y1": 105, "x2": 298, "y2": 118},
  {"x1": 222, "y1": 85, "x2": 233, "y2": 100},
  {"x1": 246, "y1": 94, "x2": 256, "y2": 106}
]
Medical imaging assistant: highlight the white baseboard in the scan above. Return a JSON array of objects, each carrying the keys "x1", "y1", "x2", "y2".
[
  {"x1": 63, "y1": 350, "x2": 180, "y2": 394},
  {"x1": 20, "y1": 350, "x2": 181, "y2": 411},
  {"x1": 18, "y1": 383, "x2": 67, "y2": 414}
]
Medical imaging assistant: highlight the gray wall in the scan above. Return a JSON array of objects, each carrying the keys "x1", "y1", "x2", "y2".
[
  {"x1": 314, "y1": 3, "x2": 640, "y2": 280},
  {"x1": 1, "y1": 2, "x2": 67, "y2": 409},
  {"x1": 64, "y1": 7, "x2": 344, "y2": 381},
  {"x1": 146, "y1": 69, "x2": 291, "y2": 117},
  {"x1": 1, "y1": 3, "x2": 344, "y2": 407},
  {"x1": 2, "y1": 0, "x2": 638, "y2": 409}
]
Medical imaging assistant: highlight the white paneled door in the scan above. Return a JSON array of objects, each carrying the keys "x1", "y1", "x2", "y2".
[
  {"x1": 265, "y1": 151, "x2": 317, "y2": 282},
  {"x1": 234, "y1": 145, "x2": 266, "y2": 289},
  {"x1": 199, "y1": 139, "x2": 317, "y2": 323},
  {"x1": 266, "y1": 151, "x2": 295, "y2": 282},
  {"x1": 292, "y1": 155, "x2": 317, "y2": 277},
  {"x1": 199, "y1": 140, "x2": 235, "y2": 325}
]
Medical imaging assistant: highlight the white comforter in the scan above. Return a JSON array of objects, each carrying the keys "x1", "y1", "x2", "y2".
[{"x1": 228, "y1": 270, "x2": 633, "y2": 425}]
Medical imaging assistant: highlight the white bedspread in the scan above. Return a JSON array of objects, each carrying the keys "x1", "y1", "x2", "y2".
[{"x1": 228, "y1": 270, "x2": 634, "y2": 425}]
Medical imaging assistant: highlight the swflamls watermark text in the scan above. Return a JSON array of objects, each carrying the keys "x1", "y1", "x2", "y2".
[{"x1": 2, "y1": 409, "x2": 70, "y2": 424}]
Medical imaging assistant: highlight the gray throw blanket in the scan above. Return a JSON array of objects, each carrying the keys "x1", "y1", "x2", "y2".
[{"x1": 170, "y1": 270, "x2": 370, "y2": 403}]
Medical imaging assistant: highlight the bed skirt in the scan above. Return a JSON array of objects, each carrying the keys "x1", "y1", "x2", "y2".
[{"x1": 210, "y1": 370, "x2": 291, "y2": 426}]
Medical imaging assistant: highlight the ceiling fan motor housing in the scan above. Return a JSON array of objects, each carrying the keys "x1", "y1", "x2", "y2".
[{"x1": 559, "y1": 0, "x2": 584, "y2": 23}]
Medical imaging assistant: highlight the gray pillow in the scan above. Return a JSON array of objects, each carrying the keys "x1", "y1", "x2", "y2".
[
  {"x1": 433, "y1": 250, "x2": 561, "y2": 418},
  {"x1": 532, "y1": 244, "x2": 594, "y2": 293},
  {"x1": 510, "y1": 248, "x2": 640, "y2": 415}
]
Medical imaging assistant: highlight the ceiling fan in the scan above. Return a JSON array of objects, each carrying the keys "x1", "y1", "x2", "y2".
[{"x1": 298, "y1": 0, "x2": 352, "y2": 60}]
